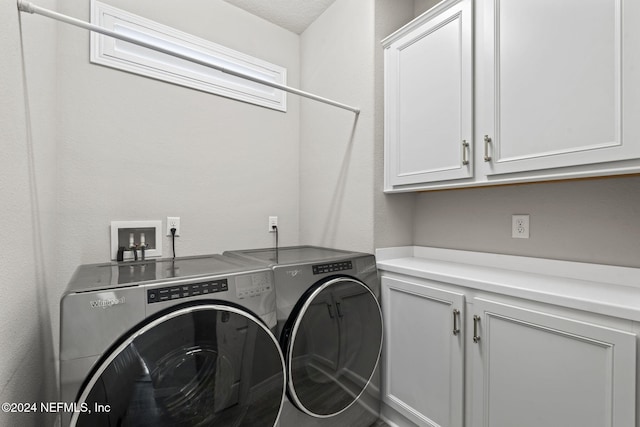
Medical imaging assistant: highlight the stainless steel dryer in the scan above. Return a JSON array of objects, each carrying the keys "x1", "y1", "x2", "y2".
[
  {"x1": 224, "y1": 246, "x2": 383, "y2": 427},
  {"x1": 60, "y1": 254, "x2": 285, "y2": 427}
]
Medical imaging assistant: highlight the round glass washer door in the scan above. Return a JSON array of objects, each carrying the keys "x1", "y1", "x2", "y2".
[
  {"x1": 72, "y1": 302, "x2": 285, "y2": 427},
  {"x1": 280, "y1": 277, "x2": 383, "y2": 418}
]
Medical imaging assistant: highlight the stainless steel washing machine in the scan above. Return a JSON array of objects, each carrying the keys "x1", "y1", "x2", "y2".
[
  {"x1": 224, "y1": 246, "x2": 383, "y2": 427},
  {"x1": 59, "y1": 254, "x2": 286, "y2": 427}
]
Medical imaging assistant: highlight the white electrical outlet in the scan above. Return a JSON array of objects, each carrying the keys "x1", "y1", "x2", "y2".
[
  {"x1": 268, "y1": 216, "x2": 278, "y2": 232},
  {"x1": 512, "y1": 214, "x2": 530, "y2": 239},
  {"x1": 167, "y1": 217, "x2": 181, "y2": 236}
]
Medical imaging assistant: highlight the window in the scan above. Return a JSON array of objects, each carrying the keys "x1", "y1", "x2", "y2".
[{"x1": 90, "y1": 0, "x2": 287, "y2": 111}]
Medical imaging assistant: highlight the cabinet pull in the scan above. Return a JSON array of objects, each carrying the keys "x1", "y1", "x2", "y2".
[
  {"x1": 327, "y1": 303, "x2": 335, "y2": 319},
  {"x1": 453, "y1": 309, "x2": 460, "y2": 336},
  {"x1": 473, "y1": 315, "x2": 481, "y2": 343},
  {"x1": 462, "y1": 141, "x2": 470, "y2": 166},
  {"x1": 483, "y1": 135, "x2": 492, "y2": 162}
]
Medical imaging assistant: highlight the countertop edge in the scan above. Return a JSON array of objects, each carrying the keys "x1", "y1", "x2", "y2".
[{"x1": 376, "y1": 247, "x2": 640, "y2": 322}]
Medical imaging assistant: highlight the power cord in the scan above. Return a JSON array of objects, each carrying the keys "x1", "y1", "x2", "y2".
[
  {"x1": 170, "y1": 227, "x2": 177, "y2": 259},
  {"x1": 272, "y1": 225, "x2": 278, "y2": 263}
]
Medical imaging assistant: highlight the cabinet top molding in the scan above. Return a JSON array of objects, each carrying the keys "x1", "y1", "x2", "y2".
[
  {"x1": 382, "y1": 0, "x2": 467, "y2": 47},
  {"x1": 376, "y1": 246, "x2": 640, "y2": 322}
]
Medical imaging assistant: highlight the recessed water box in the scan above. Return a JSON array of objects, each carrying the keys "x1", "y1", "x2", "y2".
[{"x1": 110, "y1": 220, "x2": 162, "y2": 261}]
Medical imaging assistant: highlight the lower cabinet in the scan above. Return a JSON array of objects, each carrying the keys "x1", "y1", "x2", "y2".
[
  {"x1": 381, "y1": 277, "x2": 465, "y2": 427},
  {"x1": 381, "y1": 275, "x2": 637, "y2": 427},
  {"x1": 471, "y1": 297, "x2": 636, "y2": 427}
]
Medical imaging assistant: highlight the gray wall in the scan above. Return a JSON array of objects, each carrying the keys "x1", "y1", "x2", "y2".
[
  {"x1": 51, "y1": 0, "x2": 301, "y2": 358},
  {"x1": 413, "y1": 176, "x2": 640, "y2": 268},
  {"x1": 297, "y1": 0, "x2": 433, "y2": 254},
  {"x1": 414, "y1": 0, "x2": 440, "y2": 16},
  {"x1": 373, "y1": 0, "x2": 419, "y2": 250},
  {"x1": 299, "y1": 0, "x2": 376, "y2": 252},
  {"x1": 0, "y1": 0, "x2": 57, "y2": 425}
]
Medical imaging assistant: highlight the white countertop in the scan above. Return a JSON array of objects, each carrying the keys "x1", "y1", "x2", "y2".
[{"x1": 376, "y1": 246, "x2": 640, "y2": 322}]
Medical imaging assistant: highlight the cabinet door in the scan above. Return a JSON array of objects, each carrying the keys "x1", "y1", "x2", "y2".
[
  {"x1": 470, "y1": 298, "x2": 636, "y2": 427},
  {"x1": 384, "y1": 0, "x2": 473, "y2": 188},
  {"x1": 382, "y1": 276, "x2": 465, "y2": 427},
  {"x1": 480, "y1": 0, "x2": 640, "y2": 176}
]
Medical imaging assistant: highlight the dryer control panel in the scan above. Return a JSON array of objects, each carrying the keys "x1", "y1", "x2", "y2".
[
  {"x1": 147, "y1": 280, "x2": 228, "y2": 304},
  {"x1": 312, "y1": 260, "x2": 353, "y2": 275}
]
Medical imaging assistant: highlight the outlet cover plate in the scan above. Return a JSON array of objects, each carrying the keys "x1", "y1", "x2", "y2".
[
  {"x1": 268, "y1": 216, "x2": 278, "y2": 232},
  {"x1": 167, "y1": 217, "x2": 181, "y2": 236},
  {"x1": 512, "y1": 214, "x2": 530, "y2": 239}
]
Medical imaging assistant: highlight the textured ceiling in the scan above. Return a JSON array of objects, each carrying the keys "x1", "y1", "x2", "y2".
[{"x1": 223, "y1": 0, "x2": 337, "y2": 34}]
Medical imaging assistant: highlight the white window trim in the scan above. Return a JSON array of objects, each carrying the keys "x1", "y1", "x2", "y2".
[{"x1": 90, "y1": 0, "x2": 287, "y2": 111}]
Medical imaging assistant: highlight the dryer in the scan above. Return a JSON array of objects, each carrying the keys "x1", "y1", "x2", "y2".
[
  {"x1": 224, "y1": 246, "x2": 383, "y2": 427},
  {"x1": 60, "y1": 254, "x2": 285, "y2": 427}
]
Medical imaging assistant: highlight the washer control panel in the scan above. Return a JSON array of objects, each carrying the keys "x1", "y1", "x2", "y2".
[
  {"x1": 312, "y1": 260, "x2": 353, "y2": 275},
  {"x1": 236, "y1": 272, "x2": 272, "y2": 299},
  {"x1": 147, "y1": 279, "x2": 228, "y2": 304}
]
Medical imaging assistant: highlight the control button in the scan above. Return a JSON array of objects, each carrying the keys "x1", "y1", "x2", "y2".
[
  {"x1": 313, "y1": 261, "x2": 353, "y2": 275},
  {"x1": 147, "y1": 290, "x2": 158, "y2": 304}
]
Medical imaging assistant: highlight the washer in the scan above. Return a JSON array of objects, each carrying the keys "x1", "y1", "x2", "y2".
[
  {"x1": 60, "y1": 254, "x2": 285, "y2": 427},
  {"x1": 224, "y1": 246, "x2": 383, "y2": 427}
]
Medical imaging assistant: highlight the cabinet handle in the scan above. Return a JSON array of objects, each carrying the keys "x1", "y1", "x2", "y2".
[
  {"x1": 327, "y1": 303, "x2": 335, "y2": 319},
  {"x1": 473, "y1": 315, "x2": 481, "y2": 343},
  {"x1": 483, "y1": 135, "x2": 492, "y2": 162},
  {"x1": 462, "y1": 141, "x2": 470, "y2": 166},
  {"x1": 453, "y1": 309, "x2": 460, "y2": 336}
]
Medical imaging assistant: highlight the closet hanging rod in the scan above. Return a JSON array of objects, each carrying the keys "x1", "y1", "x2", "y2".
[{"x1": 17, "y1": 0, "x2": 360, "y2": 115}]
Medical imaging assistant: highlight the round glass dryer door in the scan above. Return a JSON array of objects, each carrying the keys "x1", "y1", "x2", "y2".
[
  {"x1": 281, "y1": 277, "x2": 383, "y2": 418},
  {"x1": 72, "y1": 302, "x2": 285, "y2": 427}
]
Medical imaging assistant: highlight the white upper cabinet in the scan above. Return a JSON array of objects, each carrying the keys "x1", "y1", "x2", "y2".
[
  {"x1": 383, "y1": 0, "x2": 473, "y2": 189},
  {"x1": 480, "y1": 0, "x2": 640, "y2": 176},
  {"x1": 383, "y1": 0, "x2": 640, "y2": 192}
]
